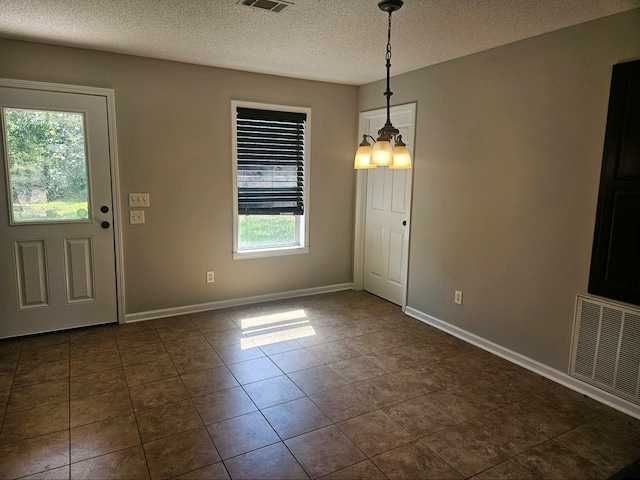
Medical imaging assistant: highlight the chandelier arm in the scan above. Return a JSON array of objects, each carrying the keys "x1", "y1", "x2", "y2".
[{"x1": 359, "y1": 134, "x2": 377, "y2": 147}]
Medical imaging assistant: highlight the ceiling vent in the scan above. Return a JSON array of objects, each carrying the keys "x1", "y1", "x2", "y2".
[{"x1": 237, "y1": 0, "x2": 293, "y2": 13}]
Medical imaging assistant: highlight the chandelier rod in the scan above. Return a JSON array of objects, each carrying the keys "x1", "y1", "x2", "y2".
[
  {"x1": 384, "y1": 10, "x2": 393, "y2": 128},
  {"x1": 377, "y1": 1, "x2": 400, "y2": 141}
]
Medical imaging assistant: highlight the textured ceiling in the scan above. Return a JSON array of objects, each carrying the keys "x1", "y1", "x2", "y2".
[{"x1": 0, "y1": 0, "x2": 638, "y2": 85}]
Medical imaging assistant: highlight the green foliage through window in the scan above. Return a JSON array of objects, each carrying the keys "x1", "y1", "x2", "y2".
[
  {"x1": 3, "y1": 108, "x2": 89, "y2": 222},
  {"x1": 238, "y1": 215, "x2": 296, "y2": 249}
]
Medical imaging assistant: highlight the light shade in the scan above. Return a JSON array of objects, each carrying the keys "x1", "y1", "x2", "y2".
[
  {"x1": 390, "y1": 144, "x2": 412, "y2": 169},
  {"x1": 354, "y1": 144, "x2": 375, "y2": 169},
  {"x1": 371, "y1": 140, "x2": 393, "y2": 166}
]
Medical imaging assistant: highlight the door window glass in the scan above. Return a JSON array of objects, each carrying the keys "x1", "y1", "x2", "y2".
[{"x1": 2, "y1": 108, "x2": 90, "y2": 223}]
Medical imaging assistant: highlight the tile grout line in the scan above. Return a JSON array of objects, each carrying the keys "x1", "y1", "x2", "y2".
[
  {"x1": 67, "y1": 335, "x2": 71, "y2": 480},
  {"x1": 165, "y1": 314, "x2": 229, "y2": 478},
  {"x1": 0, "y1": 338, "x2": 21, "y2": 449},
  {"x1": 113, "y1": 323, "x2": 154, "y2": 480}
]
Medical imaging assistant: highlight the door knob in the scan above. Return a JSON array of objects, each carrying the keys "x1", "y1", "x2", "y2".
[
  {"x1": 402, "y1": 220, "x2": 407, "y2": 226},
  {"x1": 101, "y1": 205, "x2": 109, "y2": 213},
  {"x1": 101, "y1": 221, "x2": 110, "y2": 229}
]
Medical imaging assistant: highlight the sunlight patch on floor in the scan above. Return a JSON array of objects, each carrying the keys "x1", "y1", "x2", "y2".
[{"x1": 239, "y1": 309, "x2": 316, "y2": 349}]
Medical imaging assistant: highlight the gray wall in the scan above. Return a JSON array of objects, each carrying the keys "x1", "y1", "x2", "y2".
[
  {"x1": 359, "y1": 9, "x2": 640, "y2": 371},
  {"x1": 2, "y1": 9, "x2": 639, "y2": 372},
  {"x1": 0, "y1": 39, "x2": 358, "y2": 314}
]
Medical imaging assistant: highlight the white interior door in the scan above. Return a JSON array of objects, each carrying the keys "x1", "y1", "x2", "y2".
[
  {"x1": 0, "y1": 86, "x2": 118, "y2": 338},
  {"x1": 361, "y1": 104, "x2": 415, "y2": 306}
]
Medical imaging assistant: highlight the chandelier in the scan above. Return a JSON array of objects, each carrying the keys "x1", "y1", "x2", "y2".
[{"x1": 354, "y1": 0, "x2": 411, "y2": 170}]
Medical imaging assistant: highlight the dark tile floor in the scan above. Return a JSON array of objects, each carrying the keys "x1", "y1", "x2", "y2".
[{"x1": 1, "y1": 290, "x2": 639, "y2": 479}]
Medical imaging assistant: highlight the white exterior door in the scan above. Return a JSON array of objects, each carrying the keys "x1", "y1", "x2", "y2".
[
  {"x1": 0, "y1": 85, "x2": 118, "y2": 338},
  {"x1": 360, "y1": 105, "x2": 415, "y2": 306}
]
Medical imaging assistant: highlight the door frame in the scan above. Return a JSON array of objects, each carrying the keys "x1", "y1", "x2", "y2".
[
  {"x1": 353, "y1": 102, "x2": 416, "y2": 311},
  {"x1": 0, "y1": 78, "x2": 126, "y2": 325}
]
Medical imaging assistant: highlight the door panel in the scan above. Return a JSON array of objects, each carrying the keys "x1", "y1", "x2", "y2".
[
  {"x1": 362, "y1": 105, "x2": 415, "y2": 305},
  {"x1": 366, "y1": 223, "x2": 384, "y2": 279},
  {"x1": 589, "y1": 60, "x2": 640, "y2": 305},
  {"x1": 388, "y1": 228, "x2": 404, "y2": 285},
  {"x1": 0, "y1": 86, "x2": 117, "y2": 338},
  {"x1": 64, "y1": 236, "x2": 95, "y2": 303},
  {"x1": 14, "y1": 239, "x2": 49, "y2": 308},
  {"x1": 391, "y1": 172, "x2": 407, "y2": 213}
]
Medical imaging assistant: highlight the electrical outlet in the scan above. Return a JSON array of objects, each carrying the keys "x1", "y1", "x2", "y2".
[
  {"x1": 454, "y1": 290, "x2": 463, "y2": 305},
  {"x1": 129, "y1": 193, "x2": 150, "y2": 207},
  {"x1": 129, "y1": 210, "x2": 145, "y2": 224},
  {"x1": 206, "y1": 271, "x2": 215, "y2": 283}
]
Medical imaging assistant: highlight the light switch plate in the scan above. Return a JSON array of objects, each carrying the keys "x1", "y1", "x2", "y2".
[
  {"x1": 130, "y1": 210, "x2": 145, "y2": 224},
  {"x1": 129, "y1": 193, "x2": 150, "y2": 207}
]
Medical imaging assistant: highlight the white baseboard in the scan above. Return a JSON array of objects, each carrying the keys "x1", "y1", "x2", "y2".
[
  {"x1": 125, "y1": 282, "x2": 354, "y2": 323},
  {"x1": 405, "y1": 306, "x2": 640, "y2": 420}
]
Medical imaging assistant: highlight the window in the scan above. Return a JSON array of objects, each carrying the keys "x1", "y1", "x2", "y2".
[
  {"x1": 3, "y1": 108, "x2": 90, "y2": 223},
  {"x1": 232, "y1": 101, "x2": 310, "y2": 259}
]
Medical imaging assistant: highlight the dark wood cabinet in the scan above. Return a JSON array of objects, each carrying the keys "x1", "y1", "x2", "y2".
[{"x1": 589, "y1": 60, "x2": 640, "y2": 305}]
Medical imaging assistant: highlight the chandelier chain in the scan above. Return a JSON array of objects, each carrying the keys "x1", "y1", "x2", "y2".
[
  {"x1": 383, "y1": 10, "x2": 394, "y2": 130},
  {"x1": 386, "y1": 12, "x2": 392, "y2": 62}
]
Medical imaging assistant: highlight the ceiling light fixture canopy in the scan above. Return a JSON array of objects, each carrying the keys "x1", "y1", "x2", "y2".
[{"x1": 354, "y1": 0, "x2": 411, "y2": 170}]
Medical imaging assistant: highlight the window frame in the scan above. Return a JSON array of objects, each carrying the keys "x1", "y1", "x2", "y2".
[{"x1": 231, "y1": 100, "x2": 311, "y2": 260}]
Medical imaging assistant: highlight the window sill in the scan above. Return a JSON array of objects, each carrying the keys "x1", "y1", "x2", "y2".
[{"x1": 233, "y1": 246, "x2": 309, "y2": 260}]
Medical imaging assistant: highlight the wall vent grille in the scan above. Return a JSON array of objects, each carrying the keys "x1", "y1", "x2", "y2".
[
  {"x1": 570, "y1": 295, "x2": 640, "y2": 405},
  {"x1": 237, "y1": 0, "x2": 293, "y2": 13}
]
